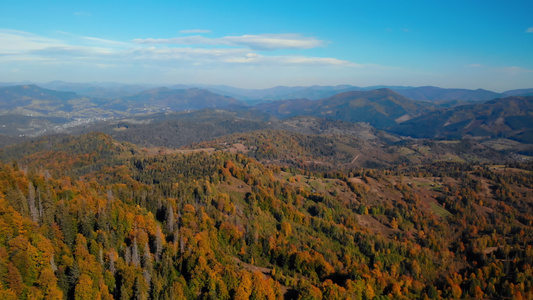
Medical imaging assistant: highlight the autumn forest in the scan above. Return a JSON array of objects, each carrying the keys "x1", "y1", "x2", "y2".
[
  {"x1": 2, "y1": 0, "x2": 533, "y2": 298},
  {"x1": 0, "y1": 131, "x2": 530, "y2": 300}
]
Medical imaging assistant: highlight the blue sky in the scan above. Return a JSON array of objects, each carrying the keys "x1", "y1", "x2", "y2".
[{"x1": 1, "y1": 0, "x2": 532, "y2": 91}]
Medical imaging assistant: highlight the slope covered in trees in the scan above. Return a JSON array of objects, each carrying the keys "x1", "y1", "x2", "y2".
[
  {"x1": 254, "y1": 89, "x2": 428, "y2": 129},
  {"x1": 390, "y1": 96, "x2": 533, "y2": 143},
  {"x1": 193, "y1": 129, "x2": 517, "y2": 170},
  {"x1": 0, "y1": 132, "x2": 532, "y2": 299}
]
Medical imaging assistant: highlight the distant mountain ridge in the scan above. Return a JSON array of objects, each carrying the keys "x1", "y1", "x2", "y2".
[
  {"x1": 178, "y1": 85, "x2": 533, "y2": 102},
  {"x1": 0, "y1": 84, "x2": 244, "y2": 137},
  {"x1": 390, "y1": 96, "x2": 533, "y2": 143},
  {"x1": 1, "y1": 83, "x2": 533, "y2": 147},
  {"x1": 0, "y1": 84, "x2": 78, "y2": 107},
  {"x1": 502, "y1": 88, "x2": 533, "y2": 97},
  {"x1": 255, "y1": 88, "x2": 429, "y2": 129},
  {"x1": 124, "y1": 87, "x2": 244, "y2": 110},
  {"x1": 41, "y1": 80, "x2": 155, "y2": 98},
  {"x1": 3, "y1": 81, "x2": 533, "y2": 102},
  {"x1": 0, "y1": 84, "x2": 243, "y2": 115},
  {"x1": 0, "y1": 84, "x2": 85, "y2": 114},
  {"x1": 394, "y1": 86, "x2": 502, "y2": 102}
]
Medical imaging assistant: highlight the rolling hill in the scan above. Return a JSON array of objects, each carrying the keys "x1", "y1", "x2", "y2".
[
  {"x1": 0, "y1": 85, "x2": 247, "y2": 137},
  {"x1": 68, "y1": 109, "x2": 376, "y2": 149},
  {"x1": 255, "y1": 88, "x2": 429, "y2": 129},
  {"x1": 0, "y1": 84, "x2": 127, "y2": 118},
  {"x1": 40, "y1": 80, "x2": 155, "y2": 98},
  {"x1": 390, "y1": 96, "x2": 533, "y2": 143},
  {"x1": 173, "y1": 84, "x2": 366, "y2": 102},
  {"x1": 0, "y1": 84, "x2": 79, "y2": 111},
  {"x1": 124, "y1": 87, "x2": 244, "y2": 111},
  {"x1": 392, "y1": 86, "x2": 502, "y2": 102},
  {"x1": 502, "y1": 88, "x2": 533, "y2": 97}
]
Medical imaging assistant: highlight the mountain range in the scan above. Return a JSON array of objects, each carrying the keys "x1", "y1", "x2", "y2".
[
  {"x1": 3, "y1": 81, "x2": 533, "y2": 102},
  {"x1": 0, "y1": 83, "x2": 532, "y2": 150}
]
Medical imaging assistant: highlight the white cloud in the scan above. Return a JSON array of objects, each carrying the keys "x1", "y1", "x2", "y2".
[
  {"x1": 227, "y1": 34, "x2": 324, "y2": 50},
  {"x1": 0, "y1": 29, "x2": 343, "y2": 66},
  {"x1": 80, "y1": 36, "x2": 131, "y2": 47},
  {"x1": 127, "y1": 47, "x2": 250, "y2": 62},
  {"x1": 0, "y1": 30, "x2": 124, "y2": 65},
  {"x1": 527, "y1": 27, "x2": 533, "y2": 33},
  {"x1": 30, "y1": 46, "x2": 114, "y2": 57},
  {"x1": 133, "y1": 33, "x2": 324, "y2": 50},
  {"x1": 214, "y1": 53, "x2": 353, "y2": 66},
  {"x1": 125, "y1": 47, "x2": 353, "y2": 67},
  {"x1": 134, "y1": 35, "x2": 214, "y2": 46},
  {"x1": 1, "y1": 28, "x2": 392, "y2": 86},
  {"x1": 179, "y1": 29, "x2": 211, "y2": 34},
  {"x1": 268, "y1": 56, "x2": 353, "y2": 66},
  {"x1": 0, "y1": 29, "x2": 63, "y2": 51},
  {"x1": 0, "y1": 29, "x2": 367, "y2": 69},
  {"x1": 53, "y1": 31, "x2": 131, "y2": 48}
]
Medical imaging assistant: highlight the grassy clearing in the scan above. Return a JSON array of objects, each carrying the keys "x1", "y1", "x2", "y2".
[
  {"x1": 430, "y1": 202, "x2": 452, "y2": 218},
  {"x1": 437, "y1": 140, "x2": 461, "y2": 145},
  {"x1": 490, "y1": 165, "x2": 532, "y2": 174},
  {"x1": 397, "y1": 147, "x2": 416, "y2": 156}
]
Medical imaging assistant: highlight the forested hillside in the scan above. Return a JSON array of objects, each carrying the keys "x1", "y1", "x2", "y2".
[
  {"x1": 390, "y1": 96, "x2": 533, "y2": 143},
  {"x1": 0, "y1": 132, "x2": 531, "y2": 299},
  {"x1": 254, "y1": 89, "x2": 428, "y2": 129},
  {"x1": 192, "y1": 129, "x2": 517, "y2": 170}
]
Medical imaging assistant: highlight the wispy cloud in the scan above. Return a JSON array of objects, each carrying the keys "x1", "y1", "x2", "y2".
[
  {"x1": 527, "y1": 27, "x2": 533, "y2": 33},
  {"x1": 0, "y1": 29, "x2": 356, "y2": 68},
  {"x1": 264, "y1": 56, "x2": 354, "y2": 66},
  {"x1": 465, "y1": 64, "x2": 532, "y2": 75},
  {"x1": 179, "y1": 29, "x2": 211, "y2": 34},
  {"x1": 0, "y1": 29, "x2": 64, "y2": 52},
  {"x1": 502, "y1": 66, "x2": 532, "y2": 74},
  {"x1": 0, "y1": 29, "x2": 118, "y2": 63},
  {"x1": 79, "y1": 36, "x2": 131, "y2": 47},
  {"x1": 128, "y1": 47, "x2": 250, "y2": 62},
  {"x1": 53, "y1": 31, "x2": 131, "y2": 48},
  {"x1": 133, "y1": 33, "x2": 324, "y2": 50},
  {"x1": 30, "y1": 46, "x2": 114, "y2": 57},
  {"x1": 1, "y1": 28, "x2": 394, "y2": 86},
  {"x1": 125, "y1": 47, "x2": 354, "y2": 67},
  {"x1": 227, "y1": 34, "x2": 324, "y2": 50}
]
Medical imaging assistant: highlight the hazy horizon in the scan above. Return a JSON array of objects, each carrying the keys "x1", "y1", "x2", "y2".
[{"x1": 2, "y1": 79, "x2": 533, "y2": 94}]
